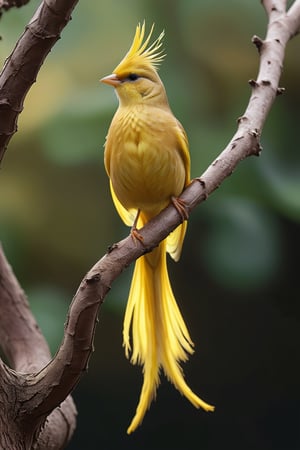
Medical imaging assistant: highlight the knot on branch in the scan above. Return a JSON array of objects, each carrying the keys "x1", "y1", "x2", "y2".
[
  {"x1": 252, "y1": 34, "x2": 264, "y2": 52},
  {"x1": 85, "y1": 273, "x2": 101, "y2": 285},
  {"x1": 248, "y1": 78, "x2": 259, "y2": 88},
  {"x1": 248, "y1": 78, "x2": 274, "y2": 90},
  {"x1": 237, "y1": 115, "x2": 248, "y2": 124},
  {"x1": 277, "y1": 86, "x2": 286, "y2": 95},
  {"x1": 107, "y1": 243, "x2": 118, "y2": 253},
  {"x1": 248, "y1": 129, "x2": 262, "y2": 156}
]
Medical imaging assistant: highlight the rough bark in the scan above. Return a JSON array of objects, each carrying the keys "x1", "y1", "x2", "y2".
[
  {"x1": 0, "y1": 0, "x2": 79, "y2": 163},
  {"x1": 0, "y1": 0, "x2": 79, "y2": 447},
  {"x1": 0, "y1": 246, "x2": 77, "y2": 449}
]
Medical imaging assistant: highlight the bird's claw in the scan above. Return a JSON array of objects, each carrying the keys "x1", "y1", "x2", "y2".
[
  {"x1": 171, "y1": 196, "x2": 189, "y2": 221},
  {"x1": 130, "y1": 227, "x2": 144, "y2": 244}
]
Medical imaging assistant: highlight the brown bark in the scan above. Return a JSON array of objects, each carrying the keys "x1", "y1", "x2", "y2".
[
  {"x1": 0, "y1": 0, "x2": 300, "y2": 449},
  {"x1": 0, "y1": 245, "x2": 77, "y2": 448},
  {"x1": 0, "y1": 0, "x2": 79, "y2": 163},
  {"x1": 0, "y1": 0, "x2": 79, "y2": 447}
]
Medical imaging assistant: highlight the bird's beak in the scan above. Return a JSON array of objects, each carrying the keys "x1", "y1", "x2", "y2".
[{"x1": 100, "y1": 73, "x2": 121, "y2": 87}]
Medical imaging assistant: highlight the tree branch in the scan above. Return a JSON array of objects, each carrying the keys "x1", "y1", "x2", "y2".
[
  {"x1": 0, "y1": 0, "x2": 79, "y2": 164},
  {"x1": 0, "y1": 0, "x2": 80, "y2": 446},
  {"x1": 0, "y1": 244, "x2": 77, "y2": 448},
  {"x1": 286, "y1": 0, "x2": 300, "y2": 34},
  {"x1": 262, "y1": 0, "x2": 288, "y2": 16}
]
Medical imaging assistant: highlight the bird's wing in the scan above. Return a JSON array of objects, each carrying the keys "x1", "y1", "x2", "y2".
[
  {"x1": 175, "y1": 119, "x2": 191, "y2": 186},
  {"x1": 109, "y1": 179, "x2": 136, "y2": 226},
  {"x1": 166, "y1": 221, "x2": 187, "y2": 262},
  {"x1": 166, "y1": 121, "x2": 191, "y2": 262}
]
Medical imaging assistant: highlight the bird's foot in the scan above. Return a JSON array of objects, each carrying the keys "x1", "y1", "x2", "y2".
[
  {"x1": 130, "y1": 209, "x2": 144, "y2": 244},
  {"x1": 171, "y1": 196, "x2": 189, "y2": 221},
  {"x1": 130, "y1": 226, "x2": 144, "y2": 244}
]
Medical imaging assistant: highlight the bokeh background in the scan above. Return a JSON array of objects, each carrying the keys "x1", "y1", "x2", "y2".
[{"x1": 1, "y1": 1, "x2": 300, "y2": 449}]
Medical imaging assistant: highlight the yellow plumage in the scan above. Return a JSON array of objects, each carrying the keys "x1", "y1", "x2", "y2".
[{"x1": 101, "y1": 22, "x2": 214, "y2": 434}]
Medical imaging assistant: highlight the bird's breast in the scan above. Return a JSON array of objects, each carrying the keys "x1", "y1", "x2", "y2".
[{"x1": 105, "y1": 107, "x2": 186, "y2": 216}]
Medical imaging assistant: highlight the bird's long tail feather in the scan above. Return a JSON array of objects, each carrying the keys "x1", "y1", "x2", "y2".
[{"x1": 123, "y1": 239, "x2": 214, "y2": 434}]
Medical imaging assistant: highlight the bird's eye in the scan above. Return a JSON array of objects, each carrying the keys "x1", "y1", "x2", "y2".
[{"x1": 128, "y1": 73, "x2": 139, "y2": 81}]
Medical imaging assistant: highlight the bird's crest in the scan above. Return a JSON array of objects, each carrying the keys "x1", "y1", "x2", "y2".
[{"x1": 113, "y1": 22, "x2": 165, "y2": 76}]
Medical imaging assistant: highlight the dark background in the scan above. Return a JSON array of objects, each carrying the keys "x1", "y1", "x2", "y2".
[{"x1": 1, "y1": 1, "x2": 300, "y2": 449}]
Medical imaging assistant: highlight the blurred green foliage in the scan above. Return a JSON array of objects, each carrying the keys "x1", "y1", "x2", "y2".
[{"x1": 1, "y1": 1, "x2": 300, "y2": 449}]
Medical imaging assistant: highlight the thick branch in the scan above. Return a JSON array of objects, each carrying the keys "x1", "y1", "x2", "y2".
[
  {"x1": 0, "y1": 244, "x2": 77, "y2": 448},
  {"x1": 20, "y1": 270, "x2": 104, "y2": 419},
  {"x1": 0, "y1": 0, "x2": 79, "y2": 163},
  {"x1": 0, "y1": 1, "x2": 80, "y2": 446}
]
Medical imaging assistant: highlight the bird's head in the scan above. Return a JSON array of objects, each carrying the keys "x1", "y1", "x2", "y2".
[{"x1": 101, "y1": 23, "x2": 169, "y2": 108}]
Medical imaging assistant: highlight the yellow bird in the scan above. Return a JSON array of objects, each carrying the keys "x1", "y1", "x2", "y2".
[{"x1": 101, "y1": 23, "x2": 214, "y2": 434}]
